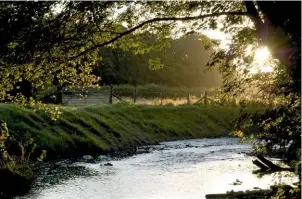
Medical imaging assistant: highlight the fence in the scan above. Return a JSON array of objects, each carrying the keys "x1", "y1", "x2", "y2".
[
  {"x1": 61, "y1": 86, "x2": 224, "y2": 106},
  {"x1": 60, "y1": 84, "x2": 277, "y2": 108}
]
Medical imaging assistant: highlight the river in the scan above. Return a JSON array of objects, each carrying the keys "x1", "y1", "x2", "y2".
[{"x1": 20, "y1": 138, "x2": 295, "y2": 199}]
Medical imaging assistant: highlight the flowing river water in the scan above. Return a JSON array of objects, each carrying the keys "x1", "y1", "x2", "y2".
[{"x1": 20, "y1": 138, "x2": 296, "y2": 199}]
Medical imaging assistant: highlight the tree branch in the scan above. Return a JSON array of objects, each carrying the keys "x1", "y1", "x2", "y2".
[
  {"x1": 70, "y1": 11, "x2": 248, "y2": 60},
  {"x1": 91, "y1": 4, "x2": 103, "y2": 34},
  {"x1": 243, "y1": 1, "x2": 266, "y2": 42}
]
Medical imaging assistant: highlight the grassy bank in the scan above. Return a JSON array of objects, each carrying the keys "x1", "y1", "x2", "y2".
[{"x1": 0, "y1": 104, "x2": 243, "y2": 160}]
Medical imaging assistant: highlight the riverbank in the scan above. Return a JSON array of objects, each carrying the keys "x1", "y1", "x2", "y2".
[
  {"x1": 0, "y1": 104, "x2": 244, "y2": 160},
  {"x1": 0, "y1": 103, "x2": 276, "y2": 198}
]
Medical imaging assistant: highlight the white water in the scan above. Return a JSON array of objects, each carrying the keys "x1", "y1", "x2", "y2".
[{"x1": 21, "y1": 138, "x2": 296, "y2": 199}]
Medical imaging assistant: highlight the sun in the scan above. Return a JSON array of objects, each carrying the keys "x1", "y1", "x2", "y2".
[
  {"x1": 251, "y1": 47, "x2": 274, "y2": 73},
  {"x1": 255, "y1": 47, "x2": 270, "y2": 62}
]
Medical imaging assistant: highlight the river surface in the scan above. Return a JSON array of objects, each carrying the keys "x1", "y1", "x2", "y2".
[{"x1": 20, "y1": 138, "x2": 295, "y2": 199}]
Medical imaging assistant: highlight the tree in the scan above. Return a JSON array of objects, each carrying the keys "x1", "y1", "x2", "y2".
[
  {"x1": 0, "y1": 2, "x2": 117, "y2": 103},
  {"x1": 0, "y1": 1, "x2": 246, "y2": 101}
]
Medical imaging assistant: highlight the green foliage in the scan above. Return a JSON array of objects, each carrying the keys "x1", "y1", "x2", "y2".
[
  {"x1": 270, "y1": 185, "x2": 301, "y2": 199},
  {"x1": 148, "y1": 58, "x2": 163, "y2": 70},
  {"x1": 94, "y1": 34, "x2": 221, "y2": 88},
  {"x1": 235, "y1": 101, "x2": 301, "y2": 174},
  {"x1": 0, "y1": 120, "x2": 46, "y2": 178}
]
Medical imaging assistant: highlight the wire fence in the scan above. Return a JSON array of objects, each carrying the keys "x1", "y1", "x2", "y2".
[
  {"x1": 62, "y1": 86, "x2": 224, "y2": 106},
  {"x1": 61, "y1": 85, "x2": 274, "y2": 107}
]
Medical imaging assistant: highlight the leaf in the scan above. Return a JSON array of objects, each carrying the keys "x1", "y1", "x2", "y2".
[
  {"x1": 8, "y1": 42, "x2": 18, "y2": 49},
  {"x1": 148, "y1": 58, "x2": 164, "y2": 70}
]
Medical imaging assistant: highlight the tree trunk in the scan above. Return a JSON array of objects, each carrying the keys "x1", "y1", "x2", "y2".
[{"x1": 252, "y1": 155, "x2": 294, "y2": 173}]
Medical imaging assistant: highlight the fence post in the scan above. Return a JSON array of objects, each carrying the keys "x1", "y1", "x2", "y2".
[
  {"x1": 133, "y1": 86, "x2": 137, "y2": 104},
  {"x1": 204, "y1": 91, "x2": 208, "y2": 105},
  {"x1": 187, "y1": 92, "x2": 190, "y2": 104},
  {"x1": 109, "y1": 85, "x2": 113, "y2": 104},
  {"x1": 59, "y1": 90, "x2": 63, "y2": 104},
  {"x1": 160, "y1": 91, "x2": 163, "y2": 105}
]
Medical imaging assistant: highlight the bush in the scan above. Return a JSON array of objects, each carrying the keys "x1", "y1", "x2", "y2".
[{"x1": 0, "y1": 120, "x2": 46, "y2": 197}]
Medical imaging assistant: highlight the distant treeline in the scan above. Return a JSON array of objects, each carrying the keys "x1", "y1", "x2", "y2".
[{"x1": 93, "y1": 34, "x2": 222, "y2": 89}]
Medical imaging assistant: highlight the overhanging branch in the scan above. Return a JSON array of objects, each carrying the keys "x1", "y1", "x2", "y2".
[{"x1": 70, "y1": 11, "x2": 248, "y2": 60}]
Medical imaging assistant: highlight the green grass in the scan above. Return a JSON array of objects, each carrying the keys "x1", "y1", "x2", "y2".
[{"x1": 0, "y1": 103, "x2": 258, "y2": 160}]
